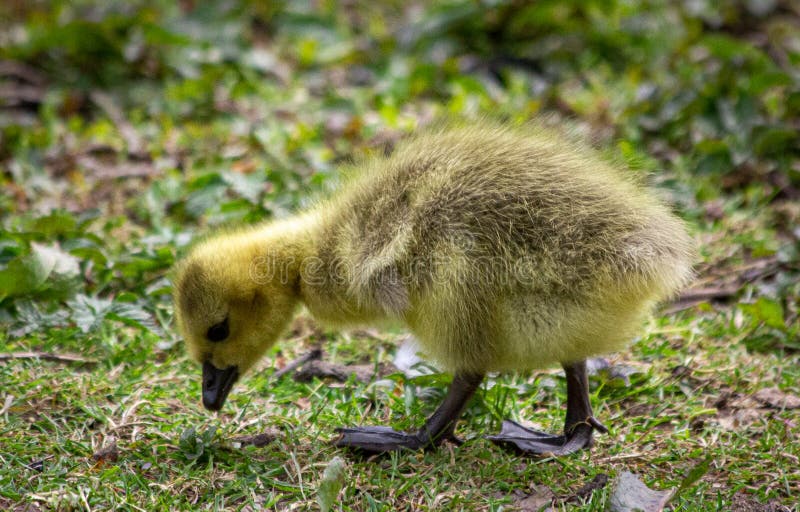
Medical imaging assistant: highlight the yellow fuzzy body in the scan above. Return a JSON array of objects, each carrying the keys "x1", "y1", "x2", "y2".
[{"x1": 174, "y1": 121, "x2": 694, "y2": 377}]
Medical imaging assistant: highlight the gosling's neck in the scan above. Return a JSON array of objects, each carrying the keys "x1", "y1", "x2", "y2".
[
  {"x1": 248, "y1": 211, "x2": 391, "y2": 327},
  {"x1": 243, "y1": 213, "x2": 322, "y2": 293}
]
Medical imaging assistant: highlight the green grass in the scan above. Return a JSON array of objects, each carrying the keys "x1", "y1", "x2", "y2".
[
  {"x1": 1, "y1": 1, "x2": 798, "y2": 510},
  {"x1": 2, "y1": 313, "x2": 798, "y2": 510}
]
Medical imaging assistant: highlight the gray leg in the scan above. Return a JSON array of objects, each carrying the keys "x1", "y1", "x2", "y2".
[
  {"x1": 488, "y1": 360, "x2": 608, "y2": 456},
  {"x1": 335, "y1": 372, "x2": 484, "y2": 453}
]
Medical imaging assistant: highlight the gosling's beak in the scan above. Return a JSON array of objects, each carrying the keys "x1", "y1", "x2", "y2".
[{"x1": 202, "y1": 361, "x2": 239, "y2": 411}]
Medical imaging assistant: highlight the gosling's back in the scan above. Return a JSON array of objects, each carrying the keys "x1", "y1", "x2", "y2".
[{"x1": 304, "y1": 122, "x2": 694, "y2": 372}]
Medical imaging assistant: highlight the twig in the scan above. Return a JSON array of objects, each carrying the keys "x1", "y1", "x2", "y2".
[
  {"x1": 0, "y1": 352, "x2": 98, "y2": 366},
  {"x1": 664, "y1": 256, "x2": 790, "y2": 314},
  {"x1": 0, "y1": 60, "x2": 47, "y2": 85},
  {"x1": 662, "y1": 286, "x2": 739, "y2": 315},
  {"x1": 691, "y1": 256, "x2": 783, "y2": 288},
  {"x1": 89, "y1": 90, "x2": 147, "y2": 158},
  {"x1": 271, "y1": 349, "x2": 323, "y2": 380},
  {"x1": 676, "y1": 285, "x2": 742, "y2": 303},
  {"x1": 563, "y1": 473, "x2": 609, "y2": 504},
  {"x1": 596, "y1": 452, "x2": 648, "y2": 462},
  {"x1": 0, "y1": 83, "x2": 46, "y2": 106}
]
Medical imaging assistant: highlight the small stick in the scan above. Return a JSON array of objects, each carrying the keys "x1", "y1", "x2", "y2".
[
  {"x1": 673, "y1": 285, "x2": 742, "y2": 303},
  {"x1": 89, "y1": 90, "x2": 147, "y2": 157},
  {"x1": 0, "y1": 352, "x2": 97, "y2": 365},
  {"x1": 271, "y1": 348, "x2": 323, "y2": 380},
  {"x1": 0, "y1": 60, "x2": 47, "y2": 85}
]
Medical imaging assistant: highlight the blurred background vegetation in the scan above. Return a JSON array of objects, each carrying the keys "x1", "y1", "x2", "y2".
[{"x1": 0, "y1": 1, "x2": 798, "y2": 510}]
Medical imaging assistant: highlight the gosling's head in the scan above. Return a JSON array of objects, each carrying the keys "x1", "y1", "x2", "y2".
[{"x1": 173, "y1": 234, "x2": 301, "y2": 411}]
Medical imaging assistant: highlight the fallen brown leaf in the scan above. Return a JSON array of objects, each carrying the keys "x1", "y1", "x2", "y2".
[
  {"x1": 752, "y1": 387, "x2": 800, "y2": 409},
  {"x1": 716, "y1": 408, "x2": 764, "y2": 431},
  {"x1": 565, "y1": 473, "x2": 609, "y2": 504},
  {"x1": 608, "y1": 471, "x2": 674, "y2": 512},
  {"x1": 230, "y1": 431, "x2": 279, "y2": 448},
  {"x1": 514, "y1": 484, "x2": 554, "y2": 511},
  {"x1": 713, "y1": 387, "x2": 799, "y2": 431},
  {"x1": 730, "y1": 492, "x2": 792, "y2": 512},
  {"x1": 294, "y1": 397, "x2": 312, "y2": 410},
  {"x1": 664, "y1": 255, "x2": 787, "y2": 314},
  {"x1": 92, "y1": 439, "x2": 119, "y2": 465}
]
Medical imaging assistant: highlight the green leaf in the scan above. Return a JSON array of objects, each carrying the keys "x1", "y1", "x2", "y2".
[
  {"x1": 26, "y1": 210, "x2": 78, "y2": 237},
  {"x1": 66, "y1": 294, "x2": 158, "y2": 334},
  {"x1": 68, "y1": 295, "x2": 114, "y2": 333},
  {"x1": 677, "y1": 456, "x2": 711, "y2": 494},
  {"x1": 0, "y1": 243, "x2": 81, "y2": 301},
  {"x1": 752, "y1": 127, "x2": 799, "y2": 158},
  {"x1": 11, "y1": 299, "x2": 70, "y2": 336},
  {"x1": 0, "y1": 251, "x2": 49, "y2": 302},
  {"x1": 108, "y1": 302, "x2": 160, "y2": 334},
  {"x1": 223, "y1": 171, "x2": 267, "y2": 204},
  {"x1": 742, "y1": 297, "x2": 785, "y2": 330},
  {"x1": 178, "y1": 426, "x2": 216, "y2": 463}
]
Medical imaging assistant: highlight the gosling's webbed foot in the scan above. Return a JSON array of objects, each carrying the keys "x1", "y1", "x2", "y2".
[
  {"x1": 333, "y1": 426, "x2": 435, "y2": 453},
  {"x1": 333, "y1": 373, "x2": 483, "y2": 455},
  {"x1": 487, "y1": 418, "x2": 606, "y2": 456},
  {"x1": 490, "y1": 360, "x2": 609, "y2": 456}
]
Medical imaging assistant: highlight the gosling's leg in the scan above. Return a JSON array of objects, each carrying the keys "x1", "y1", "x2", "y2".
[
  {"x1": 488, "y1": 360, "x2": 608, "y2": 456},
  {"x1": 334, "y1": 372, "x2": 484, "y2": 453}
]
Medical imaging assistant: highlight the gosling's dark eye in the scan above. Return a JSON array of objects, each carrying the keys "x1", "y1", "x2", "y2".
[{"x1": 206, "y1": 317, "x2": 229, "y2": 342}]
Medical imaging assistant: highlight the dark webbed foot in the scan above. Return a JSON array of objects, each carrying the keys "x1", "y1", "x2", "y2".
[
  {"x1": 334, "y1": 426, "x2": 451, "y2": 453},
  {"x1": 489, "y1": 360, "x2": 608, "y2": 457},
  {"x1": 333, "y1": 373, "x2": 483, "y2": 455},
  {"x1": 487, "y1": 418, "x2": 607, "y2": 456}
]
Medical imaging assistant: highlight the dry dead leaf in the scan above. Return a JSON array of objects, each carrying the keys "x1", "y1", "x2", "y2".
[
  {"x1": 716, "y1": 408, "x2": 764, "y2": 431},
  {"x1": 608, "y1": 471, "x2": 674, "y2": 512},
  {"x1": 230, "y1": 431, "x2": 279, "y2": 448},
  {"x1": 752, "y1": 388, "x2": 800, "y2": 409},
  {"x1": 565, "y1": 473, "x2": 609, "y2": 504},
  {"x1": 730, "y1": 492, "x2": 792, "y2": 512},
  {"x1": 92, "y1": 439, "x2": 119, "y2": 465},
  {"x1": 713, "y1": 387, "x2": 798, "y2": 431},
  {"x1": 514, "y1": 484, "x2": 555, "y2": 511},
  {"x1": 231, "y1": 159, "x2": 257, "y2": 174},
  {"x1": 294, "y1": 397, "x2": 312, "y2": 410}
]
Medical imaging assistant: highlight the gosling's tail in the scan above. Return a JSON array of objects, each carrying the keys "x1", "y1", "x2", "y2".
[{"x1": 620, "y1": 209, "x2": 696, "y2": 304}]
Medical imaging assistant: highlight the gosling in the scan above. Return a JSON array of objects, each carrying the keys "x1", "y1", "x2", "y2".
[{"x1": 173, "y1": 121, "x2": 694, "y2": 455}]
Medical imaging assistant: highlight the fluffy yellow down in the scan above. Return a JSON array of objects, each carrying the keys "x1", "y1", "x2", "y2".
[{"x1": 173, "y1": 121, "x2": 694, "y2": 377}]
